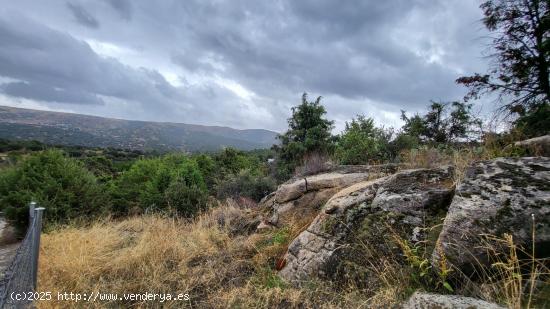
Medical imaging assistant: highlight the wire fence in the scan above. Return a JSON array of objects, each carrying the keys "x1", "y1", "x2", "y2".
[{"x1": 0, "y1": 202, "x2": 45, "y2": 308}]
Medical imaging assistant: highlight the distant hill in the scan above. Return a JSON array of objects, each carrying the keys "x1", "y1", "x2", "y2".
[{"x1": 0, "y1": 106, "x2": 279, "y2": 152}]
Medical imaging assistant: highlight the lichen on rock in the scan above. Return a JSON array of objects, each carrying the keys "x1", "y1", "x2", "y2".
[
  {"x1": 279, "y1": 166, "x2": 455, "y2": 283},
  {"x1": 433, "y1": 157, "x2": 550, "y2": 275}
]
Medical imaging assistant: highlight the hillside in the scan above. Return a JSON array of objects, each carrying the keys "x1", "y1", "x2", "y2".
[{"x1": 0, "y1": 106, "x2": 278, "y2": 152}]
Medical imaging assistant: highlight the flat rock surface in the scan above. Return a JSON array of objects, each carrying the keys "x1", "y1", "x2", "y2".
[{"x1": 402, "y1": 292, "x2": 505, "y2": 309}]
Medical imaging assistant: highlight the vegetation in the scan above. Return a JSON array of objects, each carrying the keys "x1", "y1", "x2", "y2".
[
  {"x1": 400, "y1": 101, "x2": 482, "y2": 145},
  {"x1": 36, "y1": 205, "x2": 549, "y2": 308},
  {"x1": 457, "y1": 0, "x2": 549, "y2": 137},
  {"x1": 0, "y1": 150, "x2": 111, "y2": 228},
  {"x1": 0, "y1": 90, "x2": 541, "y2": 230},
  {"x1": 335, "y1": 115, "x2": 393, "y2": 164},
  {"x1": 109, "y1": 155, "x2": 208, "y2": 216},
  {"x1": 0, "y1": 145, "x2": 276, "y2": 229},
  {"x1": 37, "y1": 210, "x2": 359, "y2": 309},
  {"x1": 274, "y1": 93, "x2": 335, "y2": 179}
]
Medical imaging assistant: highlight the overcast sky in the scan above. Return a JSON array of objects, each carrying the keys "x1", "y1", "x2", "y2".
[{"x1": 0, "y1": 0, "x2": 491, "y2": 132}]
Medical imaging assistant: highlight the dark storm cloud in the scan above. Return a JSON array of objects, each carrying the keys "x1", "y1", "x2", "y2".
[
  {"x1": 66, "y1": 2, "x2": 99, "y2": 28},
  {"x1": 0, "y1": 0, "x2": 489, "y2": 130},
  {"x1": 0, "y1": 13, "x2": 176, "y2": 109},
  {"x1": 0, "y1": 10, "x2": 272, "y2": 128},
  {"x1": 157, "y1": 0, "x2": 482, "y2": 108}
]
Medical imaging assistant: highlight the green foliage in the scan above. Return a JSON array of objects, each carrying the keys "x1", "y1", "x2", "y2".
[
  {"x1": 335, "y1": 115, "x2": 393, "y2": 164},
  {"x1": 164, "y1": 181, "x2": 208, "y2": 217},
  {"x1": 0, "y1": 139, "x2": 277, "y2": 220},
  {"x1": 207, "y1": 148, "x2": 276, "y2": 200},
  {"x1": 213, "y1": 147, "x2": 260, "y2": 177},
  {"x1": 515, "y1": 103, "x2": 550, "y2": 138},
  {"x1": 456, "y1": 0, "x2": 549, "y2": 136},
  {"x1": 0, "y1": 139, "x2": 45, "y2": 152},
  {"x1": 215, "y1": 169, "x2": 276, "y2": 202},
  {"x1": 399, "y1": 113, "x2": 425, "y2": 146},
  {"x1": 391, "y1": 134, "x2": 420, "y2": 153},
  {"x1": 193, "y1": 153, "x2": 216, "y2": 188},
  {"x1": 400, "y1": 101, "x2": 481, "y2": 146},
  {"x1": 111, "y1": 154, "x2": 207, "y2": 215},
  {"x1": 457, "y1": 0, "x2": 549, "y2": 115},
  {"x1": 252, "y1": 268, "x2": 287, "y2": 289},
  {"x1": 0, "y1": 150, "x2": 111, "y2": 228},
  {"x1": 395, "y1": 236, "x2": 454, "y2": 294},
  {"x1": 81, "y1": 155, "x2": 115, "y2": 182},
  {"x1": 271, "y1": 227, "x2": 290, "y2": 245},
  {"x1": 275, "y1": 93, "x2": 335, "y2": 178}
]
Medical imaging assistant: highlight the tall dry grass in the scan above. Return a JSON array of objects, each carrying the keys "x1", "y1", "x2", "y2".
[
  {"x1": 398, "y1": 135, "x2": 536, "y2": 187},
  {"x1": 467, "y1": 231, "x2": 550, "y2": 309},
  {"x1": 37, "y1": 205, "x2": 549, "y2": 308},
  {"x1": 37, "y1": 206, "x2": 370, "y2": 308}
]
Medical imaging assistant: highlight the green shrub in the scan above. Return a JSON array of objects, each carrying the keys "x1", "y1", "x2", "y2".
[
  {"x1": 213, "y1": 148, "x2": 261, "y2": 177},
  {"x1": 215, "y1": 169, "x2": 276, "y2": 202},
  {"x1": 335, "y1": 115, "x2": 393, "y2": 164},
  {"x1": 0, "y1": 150, "x2": 111, "y2": 228},
  {"x1": 110, "y1": 154, "x2": 207, "y2": 215},
  {"x1": 164, "y1": 182, "x2": 208, "y2": 217}
]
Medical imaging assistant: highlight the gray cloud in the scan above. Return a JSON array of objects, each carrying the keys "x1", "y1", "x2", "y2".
[
  {"x1": 0, "y1": 1, "x2": 489, "y2": 131},
  {"x1": 1, "y1": 81, "x2": 104, "y2": 105},
  {"x1": 66, "y1": 2, "x2": 99, "y2": 28},
  {"x1": 106, "y1": 0, "x2": 132, "y2": 21}
]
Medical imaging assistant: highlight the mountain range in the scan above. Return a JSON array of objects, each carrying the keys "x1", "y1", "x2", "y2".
[{"x1": 0, "y1": 106, "x2": 279, "y2": 152}]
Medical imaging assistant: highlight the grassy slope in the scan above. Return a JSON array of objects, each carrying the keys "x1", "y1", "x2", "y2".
[{"x1": 38, "y1": 208, "x2": 373, "y2": 308}]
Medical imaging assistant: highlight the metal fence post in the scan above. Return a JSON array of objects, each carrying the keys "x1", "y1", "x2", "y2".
[
  {"x1": 31, "y1": 207, "x2": 45, "y2": 290},
  {"x1": 29, "y1": 201, "x2": 36, "y2": 220}
]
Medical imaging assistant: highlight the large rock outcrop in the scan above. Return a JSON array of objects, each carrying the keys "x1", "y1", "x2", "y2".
[
  {"x1": 513, "y1": 135, "x2": 550, "y2": 156},
  {"x1": 433, "y1": 157, "x2": 550, "y2": 274},
  {"x1": 279, "y1": 166, "x2": 455, "y2": 283},
  {"x1": 402, "y1": 292, "x2": 505, "y2": 309},
  {"x1": 259, "y1": 164, "x2": 399, "y2": 228}
]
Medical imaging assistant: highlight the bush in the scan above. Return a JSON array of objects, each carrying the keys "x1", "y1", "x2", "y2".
[
  {"x1": 335, "y1": 116, "x2": 393, "y2": 165},
  {"x1": 0, "y1": 150, "x2": 111, "y2": 228},
  {"x1": 390, "y1": 134, "x2": 420, "y2": 155},
  {"x1": 216, "y1": 169, "x2": 276, "y2": 202},
  {"x1": 213, "y1": 148, "x2": 259, "y2": 177},
  {"x1": 164, "y1": 182, "x2": 208, "y2": 217},
  {"x1": 110, "y1": 154, "x2": 207, "y2": 215}
]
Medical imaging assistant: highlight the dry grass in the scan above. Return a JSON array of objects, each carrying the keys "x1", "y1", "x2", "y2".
[
  {"x1": 467, "y1": 232, "x2": 550, "y2": 309},
  {"x1": 38, "y1": 213, "x2": 248, "y2": 308},
  {"x1": 36, "y1": 205, "x2": 549, "y2": 308},
  {"x1": 398, "y1": 137, "x2": 532, "y2": 187},
  {"x1": 295, "y1": 152, "x2": 333, "y2": 176},
  {"x1": 36, "y1": 206, "x2": 368, "y2": 308}
]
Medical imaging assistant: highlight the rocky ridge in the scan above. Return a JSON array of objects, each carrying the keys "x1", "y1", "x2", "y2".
[{"x1": 254, "y1": 142, "x2": 550, "y2": 307}]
